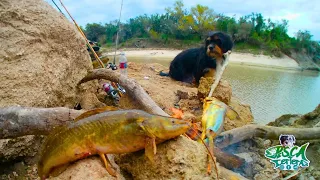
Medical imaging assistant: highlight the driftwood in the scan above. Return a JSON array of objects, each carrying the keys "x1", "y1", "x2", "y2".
[
  {"x1": 215, "y1": 124, "x2": 320, "y2": 149},
  {"x1": 79, "y1": 68, "x2": 168, "y2": 117},
  {"x1": 0, "y1": 106, "x2": 83, "y2": 139}
]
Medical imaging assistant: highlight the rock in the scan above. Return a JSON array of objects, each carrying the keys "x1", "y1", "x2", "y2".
[
  {"x1": 178, "y1": 99, "x2": 202, "y2": 114},
  {"x1": 263, "y1": 140, "x2": 272, "y2": 148},
  {"x1": 0, "y1": 0, "x2": 93, "y2": 108},
  {"x1": 80, "y1": 92, "x2": 106, "y2": 109},
  {"x1": 267, "y1": 104, "x2": 320, "y2": 128},
  {"x1": 224, "y1": 97, "x2": 254, "y2": 131},
  {"x1": 295, "y1": 104, "x2": 320, "y2": 127},
  {"x1": 115, "y1": 136, "x2": 219, "y2": 180},
  {"x1": 0, "y1": 0, "x2": 97, "y2": 167},
  {"x1": 267, "y1": 114, "x2": 301, "y2": 127},
  {"x1": 197, "y1": 77, "x2": 232, "y2": 104},
  {"x1": 235, "y1": 153, "x2": 254, "y2": 177},
  {"x1": 51, "y1": 136, "x2": 218, "y2": 180},
  {"x1": 0, "y1": 135, "x2": 43, "y2": 163},
  {"x1": 51, "y1": 156, "x2": 125, "y2": 180},
  {"x1": 48, "y1": 136, "x2": 250, "y2": 180},
  {"x1": 176, "y1": 90, "x2": 189, "y2": 99}
]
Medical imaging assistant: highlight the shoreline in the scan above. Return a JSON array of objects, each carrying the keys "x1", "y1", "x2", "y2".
[{"x1": 103, "y1": 48, "x2": 302, "y2": 71}]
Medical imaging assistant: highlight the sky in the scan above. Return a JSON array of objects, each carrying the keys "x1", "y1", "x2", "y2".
[{"x1": 45, "y1": 0, "x2": 320, "y2": 40}]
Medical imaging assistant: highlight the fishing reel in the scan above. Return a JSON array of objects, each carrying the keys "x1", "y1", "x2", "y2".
[
  {"x1": 106, "y1": 63, "x2": 118, "y2": 70},
  {"x1": 102, "y1": 82, "x2": 126, "y2": 106}
]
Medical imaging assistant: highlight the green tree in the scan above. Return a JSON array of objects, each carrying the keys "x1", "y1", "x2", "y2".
[
  {"x1": 178, "y1": 4, "x2": 215, "y2": 38},
  {"x1": 85, "y1": 23, "x2": 106, "y2": 42},
  {"x1": 215, "y1": 15, "x2": 237, "y2": 38},
  {"x1": 105, "y1": 21, "x2": 118, "y2": 42},
  {"x1": 254, "y1": 13, "x2": 265, "y2": 35}
]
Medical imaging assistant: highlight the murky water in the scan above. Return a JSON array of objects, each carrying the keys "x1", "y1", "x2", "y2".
[
  {"x1": 126, "y1": 57, "x2": 320, "y2": 124},
  {"x1": 224, "y1": 65, "x2": 320, "y2": 124}
]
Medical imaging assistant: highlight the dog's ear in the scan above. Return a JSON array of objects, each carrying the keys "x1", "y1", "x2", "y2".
[{"x1": 220, "y1": 33, "x2": 233, "y2": 53}]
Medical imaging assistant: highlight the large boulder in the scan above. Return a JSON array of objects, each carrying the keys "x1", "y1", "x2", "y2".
[
  {"x1": 115, "y1": 136, "x2": 217, "y2": 179},
  {"x1": 0, "y1": 0, "x2": 92, "y2": 108},
  {"x1": 0, "y1": 0, "x2": 93, "y2": 168}
]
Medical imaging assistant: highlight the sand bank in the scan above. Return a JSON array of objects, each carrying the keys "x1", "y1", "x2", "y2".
[{"x1": 105, "y1": 49, "x2": 300, "y2": 70}]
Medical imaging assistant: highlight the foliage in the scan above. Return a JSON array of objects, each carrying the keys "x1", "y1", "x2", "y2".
[
  {"x1": 83, "y1": 0, "x2": 319, "y2": 62},
  {"x1": 85, "y1": 23, "x2": 106, "y2": 42}
]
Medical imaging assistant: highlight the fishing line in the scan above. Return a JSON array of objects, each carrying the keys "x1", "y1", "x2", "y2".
[
  {"x1": 51, "y1": 0, "x2": 65, "y2": 16},
  {"x1": 58, "y1": 0, "x2": 105, "y2": 68},
  {"x1": 190, "y1": 127, "x2": 219, "y2": 178},
  {"x1": 113, "y1": 0, "x2": 124, "y2": 64}
]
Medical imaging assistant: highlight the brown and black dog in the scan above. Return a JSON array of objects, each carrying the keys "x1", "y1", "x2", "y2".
[{"x1": 160, "y1": 31, "x2": 233, "y2": 85}]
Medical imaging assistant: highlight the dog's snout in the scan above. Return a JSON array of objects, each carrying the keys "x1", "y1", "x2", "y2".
[{"x1": 209, "y1": 46, "x2": 214, "y2": 50}]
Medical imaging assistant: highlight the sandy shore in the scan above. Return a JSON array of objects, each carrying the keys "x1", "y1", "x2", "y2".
[{"x1": 105, "y1": 49, "x2": 300, "y2": 70}]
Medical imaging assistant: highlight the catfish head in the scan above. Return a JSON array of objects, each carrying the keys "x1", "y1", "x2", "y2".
[{"x1": 138, "y1": 115, "x2": 192, "y2": 140}]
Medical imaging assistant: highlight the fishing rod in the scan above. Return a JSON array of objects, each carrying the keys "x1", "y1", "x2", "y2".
[
  {"x1": 58, "y1": 0, "x2": 105, "y2": 68},
  {"x1": 113, "y1": 0, "x2": 124, "y2": 64},
  {"x1": 51, "y1": 0, "x2": 65, "y2": 16}
]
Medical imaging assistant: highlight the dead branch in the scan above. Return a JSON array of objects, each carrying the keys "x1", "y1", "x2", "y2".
[
  {"x1": 215, "y1": 124, "x2": 320, "y2": 149},
  {"x1": 78, "y1": 68, "x2": 168, "y2": 116},
  {"x1": 0, "y1": 106, "x2": 83, "y2": 139}
]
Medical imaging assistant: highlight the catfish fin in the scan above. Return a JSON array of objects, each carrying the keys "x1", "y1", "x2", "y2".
[
  {"x1": 74, "y1": 106, "x2": 119, "y2": 121},
  {"x1": 50, "y1": 163, "x2": 69, "y2": 177},
  {"x1": 226, "y1": 106, "x2": 240, "y2": 120},
  {"x1": 145, "y1": 136, "x2": 156, "y2": 163},
  {"x1": 99, "y1": 153, "x2": 117, "y2": 177}
]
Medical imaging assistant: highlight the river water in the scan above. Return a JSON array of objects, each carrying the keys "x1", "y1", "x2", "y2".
[
  {"x1": 126, "y1": 57, "x2": 320, "y2": 124},
  {"x1": 224, "y1": 64, "x2": 320, "y2": 124}
]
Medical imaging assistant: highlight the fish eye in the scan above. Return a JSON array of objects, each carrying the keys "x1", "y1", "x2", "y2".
[{"x1": 171, "y1": 120, "x2": 175, "y2": 123}]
